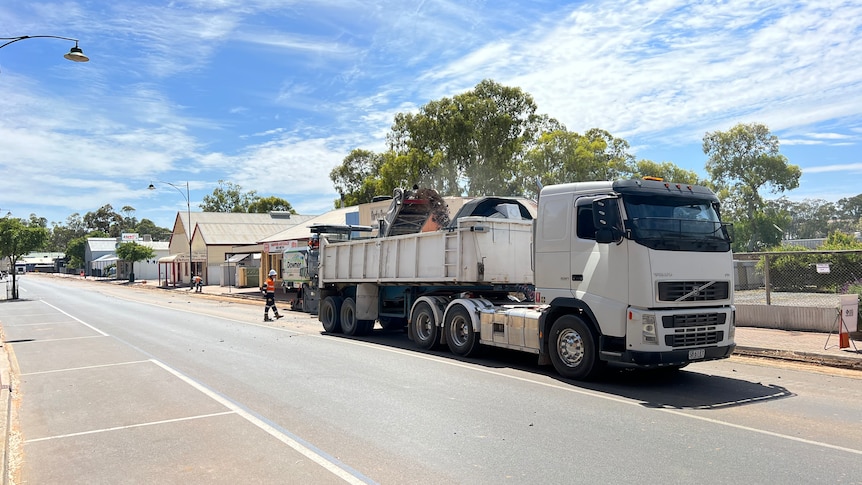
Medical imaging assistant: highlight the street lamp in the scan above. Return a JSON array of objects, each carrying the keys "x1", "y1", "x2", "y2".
[
  {"x1": 148, "y1": 181, "x2": 192, "y2": 286},
  {"x1": 0, "y1": 35, "x2": 89, "y2": 62}
]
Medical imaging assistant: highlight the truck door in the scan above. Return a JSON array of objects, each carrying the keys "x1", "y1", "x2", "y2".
[{"x1": 571, "y1": 197, "x2": 629, "y2": 337}]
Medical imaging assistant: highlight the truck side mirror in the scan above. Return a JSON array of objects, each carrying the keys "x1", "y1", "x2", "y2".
[{"x1": 593, "y1": 197, "x2": 622, "y2": 244}]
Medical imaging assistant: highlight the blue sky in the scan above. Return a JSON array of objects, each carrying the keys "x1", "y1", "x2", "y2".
[{"x1": 1, "y1": 0, "x2": 860, "y2": 230}]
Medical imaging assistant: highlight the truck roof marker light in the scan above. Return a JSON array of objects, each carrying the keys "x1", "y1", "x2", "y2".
[
  {"x1": 628, "y1": 311, "x2": 633, "y2": 320},
  {"x1": 643, "y1": 176, "x2": 663, "y2": 181}
]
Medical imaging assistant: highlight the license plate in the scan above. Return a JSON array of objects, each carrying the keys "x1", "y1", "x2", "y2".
[{"x1": 688, "y1": 348, "x2": 706, "y2": 360}]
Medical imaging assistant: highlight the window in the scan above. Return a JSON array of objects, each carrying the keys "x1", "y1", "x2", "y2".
[{"x1": 576, "y1": 206, "x2": 596, "y2": 240}]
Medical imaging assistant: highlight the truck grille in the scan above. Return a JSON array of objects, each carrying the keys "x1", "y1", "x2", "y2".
[
  {"x1": 662, "y1": 313, "x2": 726, "y2": 328},
  {"x1": 665, "y1": 328, "x2": 724, "y2": 347},
  {"x1": 658, "y1": 281, "x2": 729, "y2": 302}
]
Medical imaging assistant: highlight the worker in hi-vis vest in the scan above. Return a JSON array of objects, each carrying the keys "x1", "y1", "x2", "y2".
[{"x1": 262, "y1": 269, "x2": 284, "y2": 322}]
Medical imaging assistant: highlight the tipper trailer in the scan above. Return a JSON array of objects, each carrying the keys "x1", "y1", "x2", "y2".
[{"x1": 290, "y1": 179, "x2": 736, "y2": 380}]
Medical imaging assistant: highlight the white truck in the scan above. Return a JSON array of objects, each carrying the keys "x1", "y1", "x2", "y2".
[{"x1": 303, "y1": 179, "x2": 736, "y2": 380}]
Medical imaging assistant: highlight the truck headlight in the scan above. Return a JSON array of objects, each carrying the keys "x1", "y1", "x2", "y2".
[{"x1": 642, "y1": 313, "x2": 658, "y2": 344}]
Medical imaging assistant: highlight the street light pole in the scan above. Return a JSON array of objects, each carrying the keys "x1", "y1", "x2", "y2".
[
  {"x1": 148, "y1": 181, "x2": 192, "y2": 287},
  {"x1": 0, "y1": 35, "x2": 89, "y2": 62}
]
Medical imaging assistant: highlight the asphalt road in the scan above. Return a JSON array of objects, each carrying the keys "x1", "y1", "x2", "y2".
[{"x1": 2, "y1": 274, "x2": 862, "y2": 484}]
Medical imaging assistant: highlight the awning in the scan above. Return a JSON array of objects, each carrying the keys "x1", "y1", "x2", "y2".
[
  {"x1": 158, "y1": 254, "x2": 179, "y2": 263},
  {"x1": 92, "y1": 255, "x2": 118, "y2": 263},
  {"x1": 226, "y1": 254, "x2": 250, "y2": 263}
]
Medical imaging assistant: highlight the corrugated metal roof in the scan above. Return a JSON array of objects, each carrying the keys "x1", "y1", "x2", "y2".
[
  {"x1": 194, "y1": 222, "x2": 299, "y2": 245},
  {"x1": 176, "y1": 212, "x2": 317, "y2": 239},
  {"x1": 138, "y1": 241, "x2": 170, "y2": 250},
  {"x1": 179, "y1": 211, "x2": 316, "y2": 227},
  {"x1": 87, "y1": 238, "x2": 118, "y2": 251}
]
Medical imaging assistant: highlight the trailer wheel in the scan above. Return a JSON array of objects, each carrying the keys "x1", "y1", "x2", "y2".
[
  {"x1": 445, "y1": 305, "x2": 479, "y2": 357},
  {"x1": 320, "y1": 296, "x2": 343, "y2": 333},
  {"x1": 411, "y1": 301, "x2": 439, "y2": 350},
  {"x1": 340, "y1": 298, "x2": 373, "y2": 336},
  {"x1": 548, "y1": 315, "x2": 599, "y2": 380}
]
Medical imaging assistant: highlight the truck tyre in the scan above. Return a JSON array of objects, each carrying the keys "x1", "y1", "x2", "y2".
[
  {"x1": 320, "y1": 296, "x2": 343, "y2": 333},
  {"x1": 444, "y1": 305, "x2": 479, "y2": 357},
  {"x1": 411, "y1": 301, "x2": 439, "y2": 350},
  {"x1": 548, "y1": 315, "x2": 599, "y2": 380},
  {"x1": 340, "y1": 298, "x2": 374, "y2": 336}
]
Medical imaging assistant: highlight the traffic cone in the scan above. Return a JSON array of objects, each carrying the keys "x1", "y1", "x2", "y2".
[{"x1": 840, "y1": 332, "x2": 850, "y2": 349}]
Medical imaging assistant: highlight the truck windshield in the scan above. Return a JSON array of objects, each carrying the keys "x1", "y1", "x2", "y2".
[{"x1": 622, "y1": 195, "x2": 731, "y2": 252}]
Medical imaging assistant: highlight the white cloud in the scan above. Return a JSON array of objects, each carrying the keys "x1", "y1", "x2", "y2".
[{"x1": 803, "y1": 163, "x2": 862, "y2": 174}]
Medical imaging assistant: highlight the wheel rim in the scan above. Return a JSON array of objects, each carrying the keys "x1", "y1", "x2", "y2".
[
  {"x1": 416, "y1": 311, "x2": 433, "y2": 340},
  {"x1": 556, "y1": 328, "x2": 585, "y2": 367},
  {"x1": 451, "y1": 314, "x2": 470, "y2": 346}
]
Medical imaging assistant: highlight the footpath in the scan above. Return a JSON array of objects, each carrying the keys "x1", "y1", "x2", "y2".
[{"x1": 1, "y1": 274, "x2": 861, "y2": 482}]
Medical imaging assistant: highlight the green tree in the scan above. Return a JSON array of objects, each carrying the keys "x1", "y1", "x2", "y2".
[
  {"x1": 836, "y1": 194, "x2": 862, "y2": 232},
  {"x1": 47, "y1": 213, "x2": 87, "y2": 252},
  {"x1": 731, "y1": 203, "x2": 791, "y2": 252},
  {"x1": 703, "y1": 122, "x2": 801, "y2": 251},
  {"x1": 330, "y1": 149, "x2": 388, "y2": 206},
  {"x1": 771, "y1": 197, "x2": 836, "y2": 239},
  {"x1": 200, "y1": 180, "x2": 260, "y2": 212},
  {"x1": 521, "y1": 128, "x2": 635, "y2": 197},
  {"x1": 0, "y1": 217, "x2": 49, "y2": 299},
  {"x1": 65, "y1": 230, "x2": 110, "y2": 270},
  {"x1": 84, "y1": 204, "x2": 123, "y2": 237},
  {"x1": 631, "y1": 160, "x2": 704, "y2": 185},
  {"x1": 821, "y1": 230, "x2": 862, "y2": 249},
  {"x1": 119, "y1": 206, "x2": 139, "y2": 233},
  {"x1": 247, "y1": 196, "x2": 296, "y2": 214},
  {"x1": 386, "y1": 79, "x2": 549, "y2": 196},
  {"x1": 135, "y1": 219, "x2": 171, "y2": 241},
  {"x1": 115, "y1": 241, "x2": 155, "y2": 282}
]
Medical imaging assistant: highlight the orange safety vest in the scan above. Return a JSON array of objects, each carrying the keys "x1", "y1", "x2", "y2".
[{"x1": 265, "y1": 277, "x2": 275, "y2": 293}]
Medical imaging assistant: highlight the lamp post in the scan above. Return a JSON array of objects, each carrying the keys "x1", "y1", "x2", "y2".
[
  {"x1": 0, "y1": 35, "x2": 89, "y2": 62},
  {"x1": 148, "y1": 181, "x2": 192, "y2": 287}
]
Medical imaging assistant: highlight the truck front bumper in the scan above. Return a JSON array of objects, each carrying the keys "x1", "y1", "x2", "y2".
[{"x1": 609, "y1": 344, "x2": 736, "y2": 368}]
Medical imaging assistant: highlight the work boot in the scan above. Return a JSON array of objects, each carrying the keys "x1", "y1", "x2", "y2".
[
  {"x1": 275, "y1": 314, "x2": 284, "y2": 320},
  {"x1": 264, "y1": 315, "x2": 272, "y2": 322}
]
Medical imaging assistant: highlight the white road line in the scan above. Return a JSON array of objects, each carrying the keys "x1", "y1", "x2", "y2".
[
  {"x1": 21, "y1": 360, "x2": 151, "y2": 376},
  {"x1": 9, "y1": 336, "x2": 107, "y2": 344},
  {"x1": 150, "y1": 359, "x2": 372, "y2": 485},
  {"x1": 38, "y1": 301, "x2": 109, "y2": 336},
  {"x1": 0, "y1": 313, "x2": 60, "y2": 318},
  {"x1": 659, "y1": 407, "x2": 862, "y2": 456},
  {"x1": 337, "y1": 338, "x2": 862, "y2": 456},
  {"x1": 0, "y1": 321, "x2": 81, "y2": 327},
  {"x1": 25, "y1": 411, "x2": 235, "y2": 443}
]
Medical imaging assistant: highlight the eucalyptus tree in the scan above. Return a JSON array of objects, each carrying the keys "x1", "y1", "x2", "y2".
[{"x1": 703, "y1": 122, "x2": 801, "y2": 250}]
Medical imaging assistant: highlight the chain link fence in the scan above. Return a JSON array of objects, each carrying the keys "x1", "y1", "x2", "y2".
[{"x1": 734, "y1": 250, "x2": 862, "y2": 308}]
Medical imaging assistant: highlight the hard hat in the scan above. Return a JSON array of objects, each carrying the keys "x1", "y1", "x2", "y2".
[{"x1": 269, "y1": 269, "x2": 277, "y2": 276}]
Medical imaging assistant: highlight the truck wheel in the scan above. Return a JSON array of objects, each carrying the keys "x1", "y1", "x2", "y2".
[
  {"x1": 320, "y1": 296, "x2": 343, "y2": 333},
  {"x1": 341, "y1": 298, "x2": 373, "y2": 336},
  {"x1": 445, "y1": 305, "x2": 479, "y2": 356},
  {"x1": 548, "y1": 315, "x2": 599, "y2": 380},
  {"x1": 411, "y1": 301, "x2": 439, "y2": 350}
]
